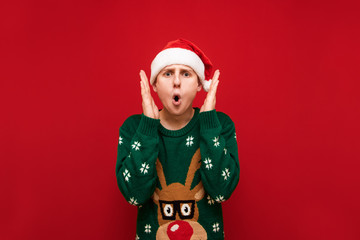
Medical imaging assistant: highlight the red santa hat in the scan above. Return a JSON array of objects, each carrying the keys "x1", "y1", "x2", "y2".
[{"x1": 150, "y1": 39, "x2": 213, "y2": 92}]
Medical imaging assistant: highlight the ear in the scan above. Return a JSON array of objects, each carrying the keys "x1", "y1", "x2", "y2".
[
  {"x1": 152, "y1": 84, "x2": 157, "y2": 92},
  {"x1": 197, "y1": 78, "x2": 202, "y2": 92},
  {"x1": 192, "y1": 181, "x2": 205, "y2": 201},
  {"x1": 152, "y1": 79, "x2": 158, "y2": 92},
  {"x1": 152, "y1": 188, "x2": 160, "y2": 202},
  {"x1": 194, "y1": 187, "x2": 205, "y2": 201}
]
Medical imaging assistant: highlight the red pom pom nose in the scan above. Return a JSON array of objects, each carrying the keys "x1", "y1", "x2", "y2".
[{"x1": 167, "y1": 220, "x2": 193, "y2": 240}]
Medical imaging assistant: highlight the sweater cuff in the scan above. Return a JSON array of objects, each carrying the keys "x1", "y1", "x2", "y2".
[
  {"x1": 137, "y1": 114, "x2": 160, "y2": 137},
  {"x1": 199, "y1": 109, "x2": 221, "y2": 130}
]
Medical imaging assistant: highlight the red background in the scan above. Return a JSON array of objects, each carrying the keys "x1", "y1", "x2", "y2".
[{"x1": 1, "y1": 0, "x2": 359, "y2": 239}]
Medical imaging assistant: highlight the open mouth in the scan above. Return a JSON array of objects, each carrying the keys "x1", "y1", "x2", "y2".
[{"x1": 172, "y1": 94, "x2": 181, "y2": 105}]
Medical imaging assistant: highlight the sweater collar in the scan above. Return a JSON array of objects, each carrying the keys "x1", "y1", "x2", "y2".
[{"x1": 158, "y1": 107, "x2": 199, "y2": 137}]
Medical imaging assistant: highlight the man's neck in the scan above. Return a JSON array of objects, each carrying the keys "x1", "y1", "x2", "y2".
[{"x1": 159, "y1": 107, "x2": 195, "y2": 130}]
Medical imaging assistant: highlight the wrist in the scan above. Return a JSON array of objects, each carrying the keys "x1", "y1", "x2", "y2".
[
  {"x1": 199, "y1": 109, "x2": 221, "y2": 130},
  {"x1": 138, "y1": 114, "x2": 160, "y2": 136}
]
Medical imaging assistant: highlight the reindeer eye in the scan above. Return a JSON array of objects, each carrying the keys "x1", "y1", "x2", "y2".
[
  {"x1": 163, "y1": 204, "x2": 174, "y2": 217},
  {"x1": 181, "y1": 203, "x2": 191, "y2": 216}
]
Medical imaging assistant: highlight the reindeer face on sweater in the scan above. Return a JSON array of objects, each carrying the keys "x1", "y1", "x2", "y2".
[{"x1": 152, "y1": 148, "x2": 207, "y2": 240}]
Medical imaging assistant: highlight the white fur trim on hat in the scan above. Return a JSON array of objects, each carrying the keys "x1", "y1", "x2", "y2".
[
  {"x1": 150, "y1": 47, "x2": 206, "y2": 89},
  {"x1": 202, "y1": 79, "x2": 212, "y2": 92}
]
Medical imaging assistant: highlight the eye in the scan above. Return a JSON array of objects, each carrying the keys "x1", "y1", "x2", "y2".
[
  {"x1": 164, "y1": 72, "x2": 172, "y2": 77},
  {"x1": 163, "y1": 204, "x2": 174, "y2": 217},
  {"x1": 180, "y1": 203, "x2": 191, "y2": 216},
  {"x1": 183, "y1": 72, "x2": 190, "y2": 77}
]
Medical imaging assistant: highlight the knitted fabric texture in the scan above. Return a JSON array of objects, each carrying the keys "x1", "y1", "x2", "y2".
[{"x1": 116, "y1": 108, "x2": 239, "y2": 240}]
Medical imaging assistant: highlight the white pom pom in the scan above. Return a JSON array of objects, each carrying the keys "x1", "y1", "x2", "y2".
[{"x1": 203, "y1": 79, "x2": 212, "y2": 92}]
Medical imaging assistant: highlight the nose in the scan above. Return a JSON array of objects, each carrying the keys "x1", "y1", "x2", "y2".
[
  {"x1": 173, "y1": 73, "x2": 181, "y2": 88},
  {"x1": 167, "y1": 220, "x2": 193, "y2": 240}
]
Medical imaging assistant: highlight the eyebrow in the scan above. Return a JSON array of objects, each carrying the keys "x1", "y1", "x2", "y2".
[{"x1": 161, "y1": 66, "x2": 195, "y2": 72}]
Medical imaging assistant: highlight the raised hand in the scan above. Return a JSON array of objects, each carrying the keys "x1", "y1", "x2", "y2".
[
  {"x1": 200, "y1": 70, "x2": 220, "y2": 113},
  {"x1": 140, "y1": 70, "x2": 159, "y2": 119}
]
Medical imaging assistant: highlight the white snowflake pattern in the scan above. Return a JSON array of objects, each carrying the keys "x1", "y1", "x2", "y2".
[
  {"x1": 213, "y1": 136, "x2": 220, "y2": 147},
  {"x1": 223, "y1": 148, "x2": 227, "y2": 155},
  {"x1": 135, "y1": 235, "x2": 139, "y2": 240},
  {"x1": 140, "y1": 163, "x2": 150, "y2": 174},
  {"x1": 186, "y1": 136, "x2": 194, "y2": 147},
  {"x1": 207, "y1": 195, "x2": 215, "y2": 205},
  {"x1": 222, "y1": 168, "x2": 230, "y2": 181},
  {"x1": 204, "y1": 158, "x2": 213, "y2": 170},
  {"x1": 215, "y1": 195, "x2": 225, "y2": 203},
  {"x1": 132, "y1": 141, "x2": 141, "y2": 151},
  {"x1": 234, "y1": 132, "x2": 237, "y2": 140},
  {"x1": 128, "y1": 152, "x2": 131, "y2": 158},
  {"x1": 119, "y1": 136, "x2": 123, "y2": 145},
  {"x1": 144, "y1": 224, "x2": 151, "y2": 233},
  {"x1": 212, "y1": 222, "x2": 220, "y2": 232},
  {"x1": 123, "y1": 169, "x2": 131, "y2": 182},
  {"x1": 129, "y1": 197, "x2": 138, "y2": 206}
]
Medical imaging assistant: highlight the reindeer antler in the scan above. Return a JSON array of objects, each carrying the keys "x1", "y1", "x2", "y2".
[{"x1": 185, "y1": 148, "x2": 201, "y2": 188}]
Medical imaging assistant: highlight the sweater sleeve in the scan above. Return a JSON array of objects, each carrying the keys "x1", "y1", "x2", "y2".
[
  {"x1": 198, "y1": 110, "x2": 240, "y2": 203},
  {"x1": 116, "y1": 114, "x2": 160, "y2": 206}
]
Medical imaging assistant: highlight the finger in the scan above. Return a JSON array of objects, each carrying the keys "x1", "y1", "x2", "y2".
[
  {"x1": 211, "y1": 79, "x2": 220, "y2": 98},
  {"x1": 140, "y1": 78, "x2": 149, "y2": 98},
  {"x1": 139, "y1": 70, "x2": 146, "y2": 81},
  {"x1": 206, "y1": 70, "x2": 219, "y2": 96},
  {"x1": 140, "y1": 70, "x2": 150, "y2": 93},
  {"x1": 140, "y1": 78, "x2": 151, "y2": 104},
  {"x1": 139, "y1": 70, "x2": 147, "y2": 92},
  {"x1": 140, "y1": 80, "x2": 145, "y2": 96},
  {"x1": 139, "y1": 70, "x2": 146, "y2": 87},
  {"x1": 212, "y1": 70, "x2": 220, "y2": 84},
  {"x1": 210, "y1": 70, "x2": 220, "y2": 90},
  {"x1": 207, "y1": 78, "x2": 219, "y2": 100}
]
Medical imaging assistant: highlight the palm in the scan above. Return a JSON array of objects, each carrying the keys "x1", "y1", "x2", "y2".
[
  {"x1": 200, "y1": 70, "x2": 220, "y2": 112},
  {"x1": 140, "y1": 70, "x2": 159, "y2": 119}
]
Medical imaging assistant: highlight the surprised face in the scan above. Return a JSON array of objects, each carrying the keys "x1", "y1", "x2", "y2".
[{"x1": 152, "y1": 64, "x2": 202, "y2": 116}]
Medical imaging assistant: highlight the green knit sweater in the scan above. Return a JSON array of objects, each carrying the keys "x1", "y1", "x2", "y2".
[{"x1": 116, "y1": 108, "x2": 239, "y2": 240}]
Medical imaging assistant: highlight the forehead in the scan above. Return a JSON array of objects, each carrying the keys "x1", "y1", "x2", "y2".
[{"x1": 161, "y1": 64, "x2": 195, "y2": 72}]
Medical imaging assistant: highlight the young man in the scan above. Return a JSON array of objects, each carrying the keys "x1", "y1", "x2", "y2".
[{"x1": 116, "y1": 39, "x2": 239, "y2": 240}]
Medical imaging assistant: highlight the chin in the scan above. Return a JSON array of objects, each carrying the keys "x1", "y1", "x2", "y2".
[
  {"x1": 167, "y1": 107, "x2": 186, "y2": 116},
  {"x1": 164, "y1": 104, "x2": 192, "y2": 116}
]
